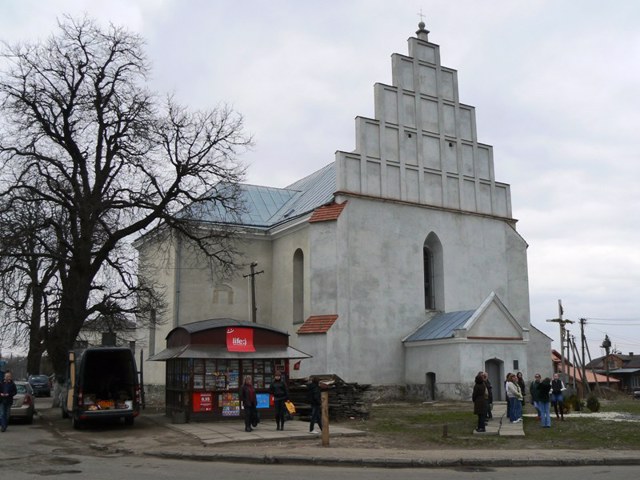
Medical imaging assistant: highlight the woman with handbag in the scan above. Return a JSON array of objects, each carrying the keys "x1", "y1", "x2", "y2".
[{"x1": 269, "y1": 372, "x2": 289, "y2": 430}]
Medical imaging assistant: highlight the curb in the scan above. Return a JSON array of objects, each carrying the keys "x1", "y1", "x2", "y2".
[{"x1": 143, "y1": 450, "x2": 640, "y2": 468}]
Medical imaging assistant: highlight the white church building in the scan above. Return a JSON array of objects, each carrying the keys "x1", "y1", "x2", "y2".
[{"x1": 137, "y1": 22, "x2": 551, "y2": 402}]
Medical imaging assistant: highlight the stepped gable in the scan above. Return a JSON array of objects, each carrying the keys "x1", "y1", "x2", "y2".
[{"x1": 335, "y1": 21, "x2": 512, "y2": 219}]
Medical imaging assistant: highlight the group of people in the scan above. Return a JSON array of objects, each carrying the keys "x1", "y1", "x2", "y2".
[
  {"x1": 473, "y1": 370, "x2": 566, "y2": 431},
  {"x1": 239, "y1": 373, "x2": 323, "y2": 434}
]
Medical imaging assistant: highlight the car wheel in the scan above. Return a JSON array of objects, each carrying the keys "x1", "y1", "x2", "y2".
[{"x1": 124, "y1": 416, "x2": 134, "y2": 426}]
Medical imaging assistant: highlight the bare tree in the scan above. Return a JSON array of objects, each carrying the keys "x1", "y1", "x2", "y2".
[
  {"x1": 0, "y1": 192, "x2": 60, "y2": 375},
  {"x1": 0, "y1": 16, "x2": 250, "y2": 376}
]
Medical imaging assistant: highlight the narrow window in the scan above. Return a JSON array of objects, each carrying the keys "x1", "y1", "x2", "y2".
[
  {"x1": 423, "y1": 232, "x2": 444, "y2": 310},
  {"x1": 293, "y1": 249, "x2": 304, "y2": 324},
  {"x1": 423, "y1": 246, "x2": 434, "y2": 309}
]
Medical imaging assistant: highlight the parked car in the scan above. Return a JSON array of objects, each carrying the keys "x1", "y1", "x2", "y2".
[
  {"x1": 10, "y1": 381, "x2": 35, "y2": 424},
  {"x1": 28, "y1": 374, "x2": 51, "y2": 397}
]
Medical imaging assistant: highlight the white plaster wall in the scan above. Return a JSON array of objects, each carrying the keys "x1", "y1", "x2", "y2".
[
  {"x1": 270, "y1": 226, "x2": 309, "y2": 334},
  {"x1": 308, "y1": 195, "x2": 531, "y2": 385},
  {"x1": 528, "y1": 326, "x2": 554, "y2": 378},
  {"x1": 136, "y1": 234, "x2": 177, "y2": 386},
  {"x1": 405, "y1": 340, "x2": 530, "y2": 400}
]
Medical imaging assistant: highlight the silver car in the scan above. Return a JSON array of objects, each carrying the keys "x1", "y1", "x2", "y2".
[{"x1": 10, "y1": 381, "x2": 35, "y2": 424}]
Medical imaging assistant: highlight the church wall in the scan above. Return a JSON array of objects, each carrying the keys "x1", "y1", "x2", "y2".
[
  {"x1": 404, "y1": 340, "x2": 530, "y2": 400},
  {"x1": 528, "y1": 327, "x2": 554, "y2": 378},
  {"x1": 270, "y1": 227, "x2": 309, "y2": 334},
  {"x1": 136, "y1": 234, "x2": 177, "y2": 386},
  {"x1": 313, "y1": 195, "x2": 531, "y2": 386},
  {"x1": 173, "y1": 238, "x2": 274, "y2": 325},
  {"x1": 139, "y1": 234, "x2": 276, "y2": 387}
]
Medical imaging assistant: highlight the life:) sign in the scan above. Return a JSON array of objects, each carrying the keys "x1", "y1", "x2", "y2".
[{"x1": 226, "y1": 327, "x2": 256, "y2": 352}]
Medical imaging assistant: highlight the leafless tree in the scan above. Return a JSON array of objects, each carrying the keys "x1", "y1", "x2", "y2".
[{"x1": 0, "y1": 16, "x2": 251, "y2": 376}]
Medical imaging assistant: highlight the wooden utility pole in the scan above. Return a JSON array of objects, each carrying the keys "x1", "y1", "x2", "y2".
[
  {"x1": 546, "y1": 300, "x2": 574, "y2": 378},
  {"x1": 243, "y1": 262, "x2": 264, "y2": 323},
  {"x1": 579, "y1": 318, "x2": 589, "y2": 396},
  {"x1": 321, "y1": 389, "x2": 330, "y2": 447}
]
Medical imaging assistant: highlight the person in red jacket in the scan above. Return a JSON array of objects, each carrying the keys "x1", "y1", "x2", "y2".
[
  {"x1": 0, "y1": 371, "x2": 18, "y2": 432},
  {"x1": 239, "y1": 376, "x2": 257, "y2": 432}
]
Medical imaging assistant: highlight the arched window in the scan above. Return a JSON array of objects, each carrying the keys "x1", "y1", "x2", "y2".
[
  {"x1": 423, "y1": 233, "x2": 444, "y2": 310},
  {"x1": 293, "y1": 249, "x2": 304, "y2": 324}
]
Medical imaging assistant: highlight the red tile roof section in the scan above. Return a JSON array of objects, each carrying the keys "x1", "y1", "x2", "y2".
[
  {"x1": 297, "y1": 315, "x2": 338, "y2": 334},
  {"x1": 308, "y1": 201, "x2": 347, "y2": 223}
]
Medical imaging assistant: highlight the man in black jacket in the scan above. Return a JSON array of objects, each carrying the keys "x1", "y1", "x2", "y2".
[{"x1": 307, "y1": 376, "x2": 322, "y2": 434}]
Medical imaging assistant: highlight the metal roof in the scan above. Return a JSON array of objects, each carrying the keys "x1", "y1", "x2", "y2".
[
  {"x1": 166, "y1": 318, "x2": 286, "y2": 338},
  {"x1": 148, "y1": 344, "x2": 311, "y2": 361},
  {"x1": 404, "y1": 310, "x2": 475, "y2": 342},
  {"x1": 179, "y1": 163, "x2": 336, "y2": 229}
]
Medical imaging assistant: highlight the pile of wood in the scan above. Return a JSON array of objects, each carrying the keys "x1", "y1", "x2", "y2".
[{"x1": 287, "y1": 374, "x2": 370, "y2": 420}]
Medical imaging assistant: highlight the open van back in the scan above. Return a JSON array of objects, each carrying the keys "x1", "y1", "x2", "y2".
[{"x1": 62, "y1": 347, "x2": 142, "y2": 429}]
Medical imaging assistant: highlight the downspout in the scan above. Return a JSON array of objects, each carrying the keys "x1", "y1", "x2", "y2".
[{"x1": 173, "y1": 235, "x2": 182, "y2": 328}]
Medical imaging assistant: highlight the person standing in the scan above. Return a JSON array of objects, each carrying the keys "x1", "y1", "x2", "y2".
[
  {"x1": 482, "y1": 372, "x2": 493, "y2": 420},
  {"x1": 529, "y1": 373, "x2": 542, "y2": 419},
  {"x1": 240, "y1": 375, "x2": 257, "y2": 432},
  {"x1": 269, "y1": 372, "x2": 289, "y2": 431},
  {"x1": 516, "y1": 372, "x2": 526, "y2": 408},
  {"x1": 0, "y1": 371, "x2": 17, "y2": 432},
  {"x1": 472, "y1": 373, "x2": 488, "y2": 432},
  {"x1": 551, "y1": 373, "x2": 566, "y2": 421},
  {"x1": 506, "y1": 373, "x2": 523, "y2": 423},
  {"x1": 537, "y1": 376, "x2": 553, "y2": 428},
  {"x1": 307, "y1": 376, "x2": 322, "y2": 434}
]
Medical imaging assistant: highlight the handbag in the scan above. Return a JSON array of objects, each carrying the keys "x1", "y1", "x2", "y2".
[{"x1": 284, "y1": 400, "x2": 296, "y2": 415}]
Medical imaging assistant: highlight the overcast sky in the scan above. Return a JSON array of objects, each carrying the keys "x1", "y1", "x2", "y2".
[{"x1": 1, "y1": 0, "x2": 639, "y2": 363}]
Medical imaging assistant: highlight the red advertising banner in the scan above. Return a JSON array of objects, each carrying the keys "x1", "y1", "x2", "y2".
[
  {"x1": 192, "y1": 392, "x2": 213, "y2": 412},
  {"x1": 226, "y1": 327, "x2": 255, "y2": 352}
]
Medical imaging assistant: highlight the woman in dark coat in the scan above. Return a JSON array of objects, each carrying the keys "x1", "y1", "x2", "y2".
[
  {"x1": 240, "y1": 376, "x2": 257, "y2": 432},
  {"x1": 516, "y1": 372, "x2": 526, "y2": 407},
  {"x1": 269, "y1": 372, "x2": 289, "y2": 431},
  {"x1": 472, "y1": 373, "x2": 488, "y2": 433}
]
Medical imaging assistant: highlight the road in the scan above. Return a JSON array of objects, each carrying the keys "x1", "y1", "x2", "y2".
[{"x1": 0, "y1": 396, "x2": 635, "y2": 479}]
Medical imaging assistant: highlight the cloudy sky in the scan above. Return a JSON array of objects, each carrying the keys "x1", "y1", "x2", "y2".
[{"x1": 1, "y1": 0, "x2": 639, "y2": 361}]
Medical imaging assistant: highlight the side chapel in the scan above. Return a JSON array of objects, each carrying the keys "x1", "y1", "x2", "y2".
[{"x1": 137, "y1": 21, "x2": 552, "y2": 403}]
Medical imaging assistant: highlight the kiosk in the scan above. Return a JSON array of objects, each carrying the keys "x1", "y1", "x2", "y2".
[{"x1": 149, "y1": 318, "x2": 311, "y2": 421}]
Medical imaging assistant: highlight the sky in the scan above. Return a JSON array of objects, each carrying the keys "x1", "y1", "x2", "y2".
[{"x1": 0, "y1": 0, "x2": 639, "y2": 363}]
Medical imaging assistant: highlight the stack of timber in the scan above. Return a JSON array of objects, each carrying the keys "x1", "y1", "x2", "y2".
[{"x1": 287, "y1": 374, "x2": 370, "y2": 420}]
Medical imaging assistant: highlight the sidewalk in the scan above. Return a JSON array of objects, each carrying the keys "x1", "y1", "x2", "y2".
[
  {"x1": 140, "y1": 403, "x2": 640, "y2": 467},
  {"x1": 164, "y1": 402, "x2": 520, "y2": 445},
  {"x1": 40, "y1": 403, "x2": 640, "y2": 468}
]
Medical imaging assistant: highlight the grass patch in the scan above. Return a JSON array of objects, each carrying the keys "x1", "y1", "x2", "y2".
[{"x1": 348, "y1": 398, "x2": 640, "y2": 450}]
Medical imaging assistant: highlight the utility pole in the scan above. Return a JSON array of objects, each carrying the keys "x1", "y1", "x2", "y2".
[
  {"x1": 546, "y1": 300, "x2": 574, "y2": 379},
  {"x1": 243, "y1": 262, "x2": 264, "y2": 323},
  {"x1": 579, "y1": 318, "x2": 590, "y2": 397}
]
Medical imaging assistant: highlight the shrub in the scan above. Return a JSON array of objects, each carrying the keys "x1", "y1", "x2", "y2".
[
  {"x1": 586, "y1": 395, "x2": 601, "y2": 412},
  {"x1": 565, "y1": 394, "x2": 583, "y2": 412}
]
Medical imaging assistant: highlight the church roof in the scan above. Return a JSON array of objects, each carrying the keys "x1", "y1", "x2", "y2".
[
  {"x1": 185, "y1": 163, "x2": 337, "y2": 229},
  {"x1": 403, "y1": 310, "x2": 475, "y2": 342}
]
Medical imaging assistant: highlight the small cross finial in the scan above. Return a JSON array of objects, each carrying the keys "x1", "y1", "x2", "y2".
[{"x1": 416, "y1": 9, "x2": 429, "y2": 37}]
